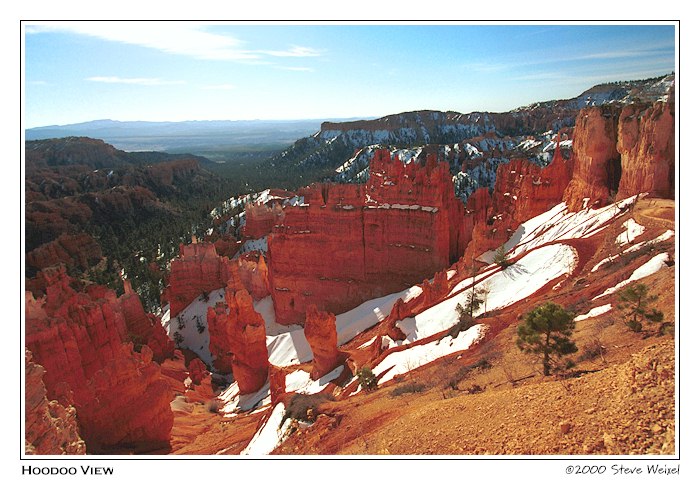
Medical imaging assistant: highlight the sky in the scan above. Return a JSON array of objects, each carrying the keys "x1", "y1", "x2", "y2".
[{"x1": 23, "y1": 22, "x2": 676, "y2": 128}]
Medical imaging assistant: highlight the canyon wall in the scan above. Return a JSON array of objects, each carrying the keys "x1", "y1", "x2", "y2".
[
  {"x1": 617, "y1": 101, "x2": 675, "y2": 200},
  {"x1": 563, "y1": 105, "x2": 622, "y2": 210},
  {"x1": 268, "y1": 151, "x2": 468, "y2": 325}
]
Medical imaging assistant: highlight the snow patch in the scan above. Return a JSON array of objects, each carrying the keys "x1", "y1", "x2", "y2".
[
  {"x1": 593, "y1": 253, "x2": 670, "y2": 300},
  {"x1": 240, "y1": 403, "x2": 292, "y2": 455},
  {"x1": 373, "y1": 324, "x2": 486, "y2": 385},
  {"x1": 400, "y1": 244, "x2": 576, "y2": 342},
  {"x1": 284, "y1": 365, "x2": 344, "y2": 395},
  {"x1": 574, "y1": 304, "x2": 613, "y2": 322},
  {"x1": 616, "y1": 219, "x2": 645, "y2": 246}
]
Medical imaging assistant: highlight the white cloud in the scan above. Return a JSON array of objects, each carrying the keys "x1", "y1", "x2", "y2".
[
  {"x1": 86, "y1": 76, "x2": 185, "y2": 86},
  {"x1": 26, "y1": 23, "x2": 324, "y2": 63},
  {"x1": 260, "y1": 45, "x2": 323, "y2": 57}
]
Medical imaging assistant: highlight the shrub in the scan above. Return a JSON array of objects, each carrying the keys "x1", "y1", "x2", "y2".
[
  {"x1": 578, "y1": 339, "x2": 607, "y2": 362},
  {"x1": 466, "y1": 384, "x2": 484, "y2": 394},
  {"x1": 390, "y1": 382, "x2": 425, "y2": 397},
  {"x1": 357, "y1": 366, "x2": 378, "y2": 391},
  {"x1": 625, "y1": 319, "x2": 643, "y2": 333},
  {"x1": 282, "y1": 393, "x2": 332, "y2": 424}
]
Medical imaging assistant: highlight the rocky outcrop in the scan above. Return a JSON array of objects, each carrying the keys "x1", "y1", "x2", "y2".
[
  {"x1": 120, "y1": 280, "x2": 175, "y2": 362},
  {"x1": 80, "y1": 345, "x2": 173, "y2": 453},
  {"x1": 187, "y1": 358, "x2": 208, "y2": 385},
  {"x1": 164, "y1": 241, "x2": 237, "y2": 319},
  {"x1": 464, "y1": 142, "x2": 573, "y2": 261},
  {"x1": 304, "y1": 305, "x2": 345, "y2": 380},
  {"x1": 165, "y1": 240, "x2": 271, "y2": 317},
  {"x1": 243, "y1": 203, "x2": 285, "y2": 239},
  {"x1": 269, "y1": 365, "x2": 288, "y2": 405},
  {"x1": 563, "y1": 106, "x2": 622, "y2": 210},
  {"x1": 237, "y1": 252, "x2": 271, "y2": 300},
  {"x1": 26, "y1": 233, "x2": 102, "y2": 273},
  {"x1": 25, "y1": 350, "x2": 86, "y2": 455},
  {"x1": 268, "y1": 151, "x2": 468, "y2": 325},
  {"x1": 25, "y1": 266, "x2": 174, "y2": 453},
  {"x1": 206, "y1": 301, "x2": 232, "y2": 374},
  {"x1": 225, "y1": 288, "x2": 270, "y2": 394},
  {"x1": 617, "y1": 101, "x2": 675, "y2": 200}
]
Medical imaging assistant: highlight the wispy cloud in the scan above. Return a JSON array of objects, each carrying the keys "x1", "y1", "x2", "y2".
[
  {"x1": 260, "y1": 45, "x2": 323, "y2": 57},
  {"x1": 86, "y1": 76, "x2": 185, "y2": 86},
  {"x1": 201, "y1": 83, "x2": 236, "y2": 90},
  {"x1": 26, "y1": 23, "x2": 324, "y2": 63},
  {"x1": 465, "y1": 42, "x2": 674, "y2": 74},
  {"x1": 29, "y1": 80, "x2": 50, "y2": 86}
]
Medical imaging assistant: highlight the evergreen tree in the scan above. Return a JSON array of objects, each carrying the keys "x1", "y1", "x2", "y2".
[
  {"x1": 516, "y1": 302, "x2": 577, "y2": 376},
  {"x1": 617, "y1": 283, "x2": 665, "y2": 334}
]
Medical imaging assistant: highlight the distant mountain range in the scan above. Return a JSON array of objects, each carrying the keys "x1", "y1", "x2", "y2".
[
  {"x1": 25, "y1": 118, "x2": 365, "y2": 157},
  {"x1": 267, "y1": 73, "x2": 674, "y2": 183}
]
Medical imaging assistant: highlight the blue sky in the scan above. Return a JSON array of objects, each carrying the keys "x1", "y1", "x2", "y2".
[{"x1": 24, "y1": 23, "x2": 676, "y2": 128}]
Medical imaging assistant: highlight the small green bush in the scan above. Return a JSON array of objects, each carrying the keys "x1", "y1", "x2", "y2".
[
  {"x1": 357, "y1": 366, "x2": 378, "y2": 391},
  {"x1": 625, "y1": 319, "x2": 643, "y2": 333}
]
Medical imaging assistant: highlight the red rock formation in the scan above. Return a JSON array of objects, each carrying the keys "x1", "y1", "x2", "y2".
[
  {"x1": 25, "y1": 266, "x2": 174, "y2": 453},
  {"x1": 268, "y1": 151, "x2": 468, "y2": 325},
  {"x1": 269, "y1": 365, "x2": 288, "y2": 405},
  {"x1": 188, "y1": 358, "x2": 208, "y2": 385},
  {"x1": 243, "y1": 202, "x2": 285, "y2": 239},
  {"x1": 206, "y1": 301, "x2": 232, "y2": 374},
  {"x1": 617, "y1": 101, "x2": 675, "y2": 199},
  {"x1": 185, "y1": 375, "x2": 215, "y2": 404},
  {"x1": 213, "y1": 235, "x2": 241, "y2": 259},
  {"x1": 164, "y1": 241, "x2": 237, "y2": 318},
  {"x1": 464, "y1": 143, "x2": 573, "y2": 261},
  {"x1": 304, "y1": 305, "x2": 345, "y2": 380},
  {"x1": 27, "y1": 233, "x2": 102, "y2": 273},
  {"x1": 226, "y1": 288, "x2": 270, "y2": 394},
  {"x1": 80, "y1": 345, "x2": 173, "y2": 453},
  {"x1": 563, "y1": 106, "x2": 621, "y2": 210},
  {"x1": 237, "y1": 252, "x2": 271, "y2": 300},
  {"x1": 25, "y1": 350, "x2": 86, "y2": 455},
  {"x1": 120, "y1": 280, "x2": 175, "y2": 362},
  {"x1": 160, "y1": 350, "x2": 189, "y2": 395}
]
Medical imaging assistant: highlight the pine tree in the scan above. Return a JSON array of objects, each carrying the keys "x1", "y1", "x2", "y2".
[
  {"x1": 493, "y1": 245, "x2": 511, "y2": 268},
  {"x1": 516, "y1": 302, "x2": 577, "y2": 376},
  {"x1": 617, "y1": 283, "x2": 665, "y2": 334}
]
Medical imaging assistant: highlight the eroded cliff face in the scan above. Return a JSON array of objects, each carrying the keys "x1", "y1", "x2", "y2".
[
  {"x1": 164, "y1": 241, "x2": 236, "y2": 319},
  {"x1": 563, "y1": 106, "x2": 622, "y2": 210},
  {"x1": 243, "y1": 203, "x2": 285, "y2": 239},
  {"x1": 25, "y1": 266, "x2": 173, "y2": 453},
  {"x1": 617, "y1": 101, "x2": 675, "y2": 200},
  {"x1": 25, "y1": 350, "x2": 86, "y2": 455},
  {"x1": 304, "y1": 305, "x2": 345, "y2": 380},
  {"x1": 464, "y1": 143, "x2": 573, "y2": 261},
  {"x1": 268, "y1": 151, "x2": 468, "y2": 325}
]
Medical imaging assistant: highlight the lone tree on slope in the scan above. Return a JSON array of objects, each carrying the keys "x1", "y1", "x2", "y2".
[
  {"x1": 617, "y1": 283, "x2": 665, "y2": 334},
  {"x1": 516, "y1": 302, "x2": 578, "y2": 376}
]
